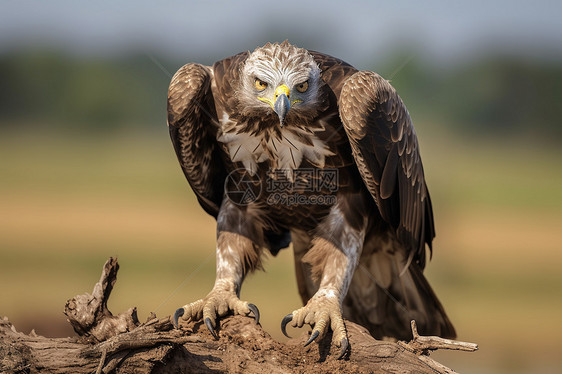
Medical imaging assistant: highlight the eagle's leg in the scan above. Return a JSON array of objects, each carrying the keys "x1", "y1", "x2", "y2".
[
  {"x1": 282, "y1": 202, "x2": 366, "y2": 359},
  {"x1": 174, "y1": 231, "x2": 261, "y2": 336}
]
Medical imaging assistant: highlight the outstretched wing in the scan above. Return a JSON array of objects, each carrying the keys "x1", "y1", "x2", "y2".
[
  {"x1": 167, "y1": 63, "x2": 226, "y2": 217},
  {"x1": 338, "y1": 71, "x2": 435, "y2": 268}
]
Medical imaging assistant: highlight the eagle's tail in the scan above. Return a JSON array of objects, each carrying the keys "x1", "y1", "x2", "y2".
[{"x1": 343, "y1": 235, "x2": 456, "y2": 341}]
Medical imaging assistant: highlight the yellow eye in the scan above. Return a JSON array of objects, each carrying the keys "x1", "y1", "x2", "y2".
[
  {"x1": 254, "y1": 78, "x2": 268, "y2": 91},
  {"x1": 296, "y1": 81, "x2": 309, "y2": 93}
]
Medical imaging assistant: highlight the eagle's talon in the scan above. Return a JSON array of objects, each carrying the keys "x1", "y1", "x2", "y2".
[
  {"x1": 286, "y1": 293, "x2": 349, "y2": 356},
  {"x1": 337, "y1": 337, "x2": 349, "y2": 359},
  {"x1": 205, "y1": 317, "x2": 218, "y2": 339},
  {"x1": 281, "y1": 313, "x2": 293, "y2": 338},
  {"x1": 304, "y1": 330, "x2": 319, "y2": 347},
  {"x1": 248, "y1": 303, "x2": 260, "y2": 324},
  {"x1": 173, "y1": 307, "x2": 185, "y2": 329},
  {"x1": 175, "y1": 286, "x2": 257, "y2": 337}
]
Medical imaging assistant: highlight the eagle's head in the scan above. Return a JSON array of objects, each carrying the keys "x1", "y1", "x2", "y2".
[{"x1": 240, "y1": 41, "x2": 322, "y2": 126}]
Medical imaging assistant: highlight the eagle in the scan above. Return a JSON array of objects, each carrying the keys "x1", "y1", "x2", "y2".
[{"x1": 168, "y1": 41, "x2": 455, "y2": 358}]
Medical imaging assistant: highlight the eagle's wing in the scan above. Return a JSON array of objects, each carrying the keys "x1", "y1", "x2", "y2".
[
  {"x1": 306, "y1": 54, "x2": 453, "y2": 339},
  {"x1": 335, "y1": 70, "x2": 455, "y2": 339},
  {"x1": 338, "y1": 71, "x2": 435, "y2": 268},
  {"x1": 167, "y1": 63, "x2": 226, "y2": 217}
]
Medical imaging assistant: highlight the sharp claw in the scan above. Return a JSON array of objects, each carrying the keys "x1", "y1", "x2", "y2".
[
  {"x1": 248, "y1": 303, "x2": 260, "y2": 325},
  {"x1": 173, "y1": 308, "x2": 184, "y2": 329},
  {"x1": 304, "y1": 330, "x2": 320, "y2": 347},
  {"x1": 337, "y1": 337, "x2": 349, "y2": 360},
  {"x1": 281, "y1": 314, "x2": 293, "y2": 338},
  {"x1": 205, "y1": 317, "x2": 218, "y2": 339}
]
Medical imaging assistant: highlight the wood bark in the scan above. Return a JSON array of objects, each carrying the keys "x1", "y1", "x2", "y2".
[{"x1": 0, "y1": 257, "x2": 477, "y2": 374}]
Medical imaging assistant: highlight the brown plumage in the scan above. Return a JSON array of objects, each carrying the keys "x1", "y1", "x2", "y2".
[{"x1": 168, "y1": 41, "x2": 455, "y2": 350}]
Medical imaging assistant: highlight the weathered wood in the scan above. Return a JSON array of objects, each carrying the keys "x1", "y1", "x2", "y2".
[
  {"x1": 401, "y1": 320, "x2": 479, "y2": 354},
  {"x1": 0, "y1": 258, "x2": 477, "y2": 373},
  {"x1": 64, "y1": 257, "x2": 139, "y2": 342}
]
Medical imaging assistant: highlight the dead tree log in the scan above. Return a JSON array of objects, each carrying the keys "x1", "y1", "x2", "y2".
[{"x1": 0, "y1": 257, "x2": 477, "y2": 374}]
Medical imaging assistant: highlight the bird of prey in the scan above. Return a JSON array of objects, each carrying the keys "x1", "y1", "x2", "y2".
[{"x1": 168, "y1": 41, "x2": 455, "y2": 358}]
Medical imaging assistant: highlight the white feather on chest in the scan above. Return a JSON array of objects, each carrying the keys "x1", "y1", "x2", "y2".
[{"x1": 217, "y1": 113, "x2": 334, "y2": 181}]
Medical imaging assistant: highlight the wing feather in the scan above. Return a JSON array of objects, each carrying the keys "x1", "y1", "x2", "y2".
[
  {"x1": 339, "y1": 71, "x2": 435, "y2": 267},
  {"x1": 167, "y1": 63, "x2": 225, "y2": 217}
]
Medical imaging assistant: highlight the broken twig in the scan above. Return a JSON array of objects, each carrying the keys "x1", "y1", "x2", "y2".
[{"x1": 400, "y1": 320, "x2": 479, "y2": 354}]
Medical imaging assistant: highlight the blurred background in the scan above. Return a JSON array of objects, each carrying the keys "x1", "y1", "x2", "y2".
[{"x1": 1, "y1": 1, "x2": 561, "y2": 373}]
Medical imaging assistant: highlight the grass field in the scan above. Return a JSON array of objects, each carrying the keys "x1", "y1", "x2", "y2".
[{"x1": 1, "y1": 126, "x2": 561, "y2": 373}]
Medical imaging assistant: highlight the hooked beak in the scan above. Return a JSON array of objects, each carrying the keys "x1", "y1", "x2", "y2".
[
  {"x1": 274, "y1": 94, "x2": 290, "y2": 126},
  {"x1": 273, "y1": 84, "x2": 291, "y2": 126}
]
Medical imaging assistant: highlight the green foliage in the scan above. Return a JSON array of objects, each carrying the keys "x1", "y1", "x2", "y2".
[
  {"x1": 0, "y1": 50, "x2": 177, "y2": 132},
  {"x1": 380, "y1": 54, "x2": 562, "y2": 139},
  {"x1": 1, "y1": 49, "x2": 562, "y2": 140}
]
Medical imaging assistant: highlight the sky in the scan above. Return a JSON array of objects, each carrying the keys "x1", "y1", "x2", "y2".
[{"x1": 1, "y1": 0, "x2": 562, "y2": 66}]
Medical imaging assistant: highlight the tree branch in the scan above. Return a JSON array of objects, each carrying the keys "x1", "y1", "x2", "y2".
[
  {"x1": 0, "y1": 257, "x2": 477, "y2": 373},
  {"x1": 400, "y1": 320, "x2": 479, "y2": 354}
]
